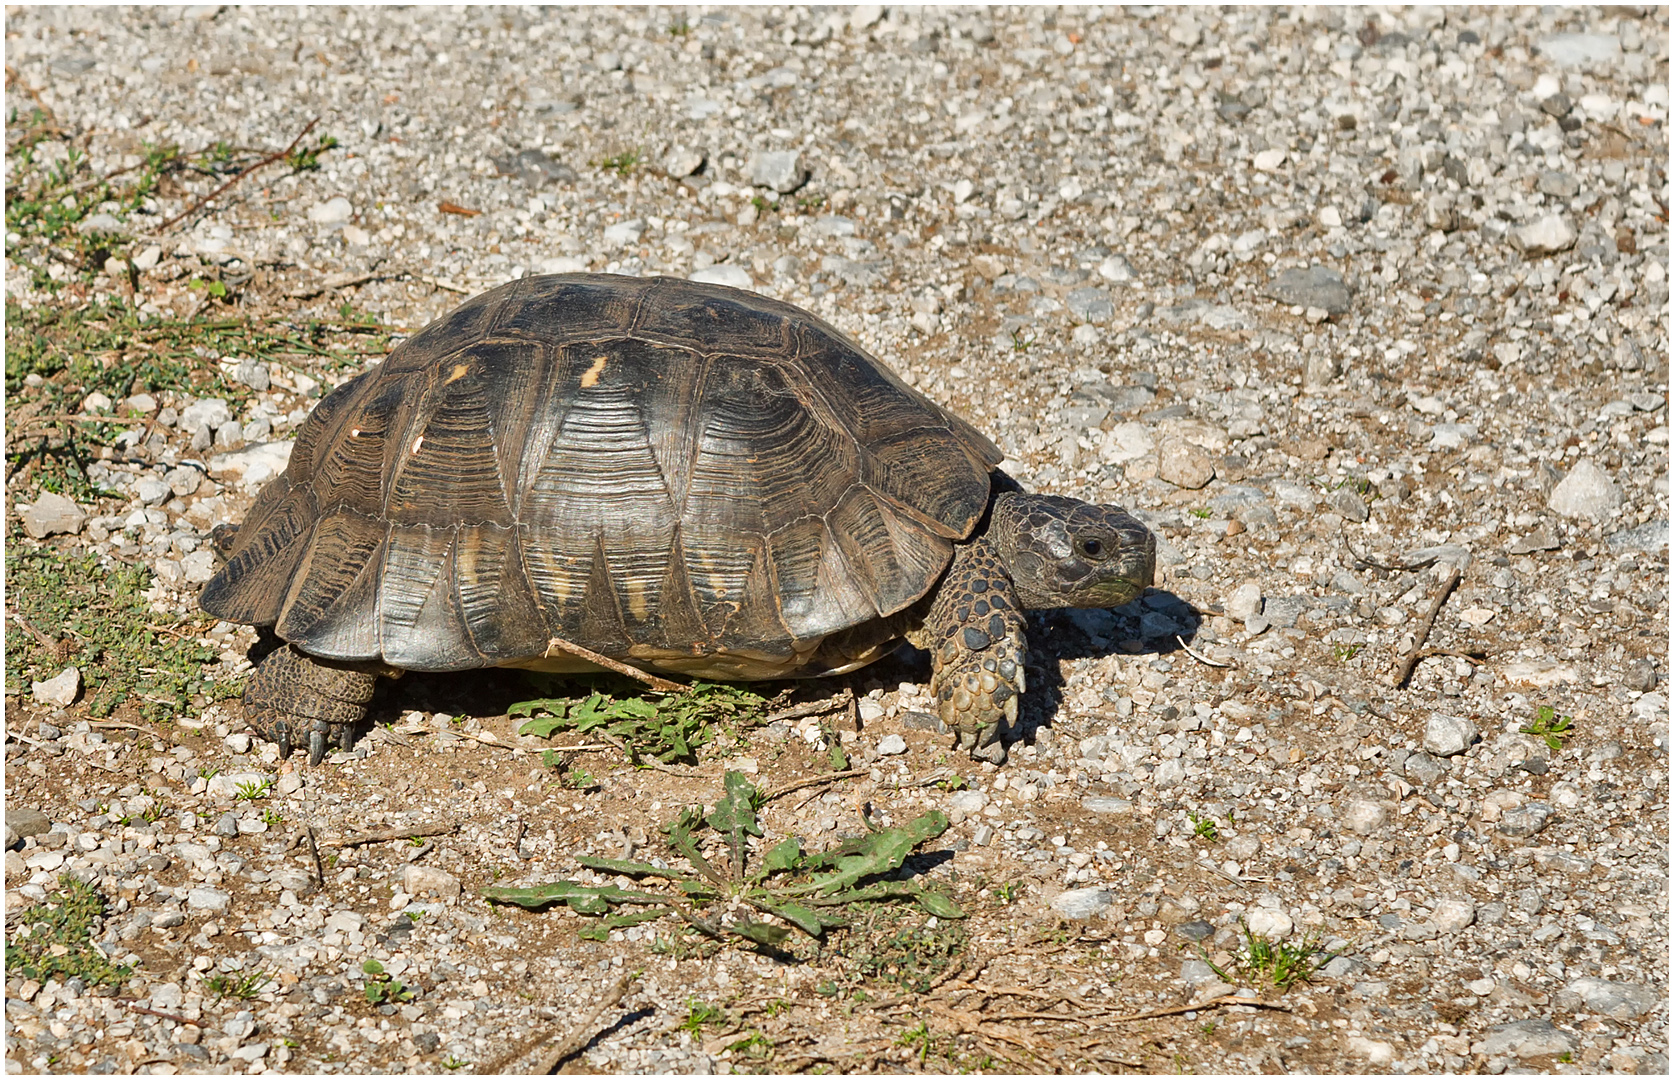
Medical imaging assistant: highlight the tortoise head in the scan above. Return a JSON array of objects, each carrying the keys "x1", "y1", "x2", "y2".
[{"x1": 989, "y1": 492, "x2": 1155, "y2": 610}]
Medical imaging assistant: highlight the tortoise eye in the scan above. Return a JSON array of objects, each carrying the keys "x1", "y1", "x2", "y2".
[{"x1": 1076, "y1": 537, "x2": 1105, "y2": 559}]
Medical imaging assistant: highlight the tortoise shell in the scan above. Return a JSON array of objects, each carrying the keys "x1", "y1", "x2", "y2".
[{"x1": 200, "y1": 274, "x2": 1003, "y2": 679}]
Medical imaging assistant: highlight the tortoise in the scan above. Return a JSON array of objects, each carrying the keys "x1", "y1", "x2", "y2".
[{"x1": 200, "y1": 274, "x2": 1155, "y2": 765}]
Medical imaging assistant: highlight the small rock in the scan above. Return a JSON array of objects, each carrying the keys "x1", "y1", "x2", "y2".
[
  {"x1": 1098, "y1": 254, "x2": 1135, "y2": 283},
  {"x1": 1424, "y1": 714, "x2": 1479, "y2": 757},
  {"x1": 1346, "y1": 1037, "x2": 1396, "y2": 1066},
  {"x1": 876, "y1": 734, "x2": 908, "y2": 755},
  {"x1": 1265, "y1": 264, "x2": 1352, "y2": 315},
  {"x1": 1321, "y1": 955, "x2": 1365, "y2": 979},
  {"x1": 1246, "y1": 907, "x2": 1293, "y2": 938},
  {"x1": 1607, "y1": 519, "x2": 1668, "y2": 555},
  {"x1": 662, "y1": 147, "x2": 705, "y2": 179},
  {"x1": 1565, "y1": 977, "x2": 1661, "y2": 1019},
  {"x1": 308, "y1": 196, "x2": 354, "y2": 225},
  {"x1": 689, "y1": 265, "x2": 754, "y2": 290},
  {"x1": 31, "y1": 667, "x2": 81, "y2": 707},
  {"x1": 1477, "y1": 1018, "x2": 1576, "y2": 1060},
  {"x1": 1050, "y1": 886, "x2": 1114, "y2": 920},
  {"x1": 749, "y1": 150, "x2": 806, "y2": 194},
  {"x1": 180, "y1": 398, "x2": 233, "y2": 432},
  {"x1": 1180, "y1": 957, "x2": 1221, "y2": 986},
  {"x1": 602, "y1": 219, "x2": 645, "y2": 247},
  {"x1": 1341, "y1": 798, "x2": 1389, "y2": 835},
  {"x1": 1497, "y1": 803, "x2": 1553, "y2": 838},
  {"x1": 1433, "y1": 898, "x2": 1475, "y2": 934},
  {"x1": 1225, "y1": 583, "x2": 1263, "y2": 621},
  {"x1": 396, "y1": 864, "x2": 463, "y2": 901},
  {"x1": 1536, "y1": 170, "x2": 1580, "y2": 198},
  {"x1": 135, "y1": 477, "x2": 172, "y2": 505},
  {"x1": 9, "y1": 808, "x2": 51, "y2": 839},
  {"x1": 325, "y1": 910, "x2": 365, "y2": 934},
  {"x1": 1081, "y1": 796, "x2": 1133, "y2": 814},
  {"x1": 1512, "y1": 215, "x2": 1579, "y2": 256},
  {"x1": 1157, "y1": 438, "x2": 1215, "y2": 490},
  {"x1": 539, "y1": 256, "x2": 590, "y2": 275},
  {"x1": 1624, "y1": 658, "x2": 1657, "y2": 692},
  {"x1": 186, "y1": 887, "x2": 231, "y2": 912},
  {"x1": 164, "y1": 466, "x2": 203, "y2": 498},
  {"x1": 1329, "y1": 487, "x2": 1368, "y2": 522},
  {"x1": 209, "y1": 441, "x2": 294, "y2": 491},
  {"x1": 213, "y1": 812, "x2": 241, "y2": 838},
  {"x1": 233, "y1": 358, "x2": 270, "y2": 392},
  {"x1": 1536, "y1": 33, "x2": 1623, "y2": 69},
  {"x1": 1508, "y1": 526, "x2": 1560, "y2": 554},
  {"x1": 1548, "y1": 459, "x2": 1623, "y2": 519},
  {"x1": 224, "y1": 733, "x2": 253, "y2": 754},
  {"x1": 1252, "y1": 148, "x2": 1287, "y2": 172},
  {"x1": 1065, "y1": 287, "x2": 1114, "y2": 324},
  {"x1": 19, "y1": 491, "x2": 87, "y2": 539},
  {"x1": 1404, "y1": 751, "x2": 1447, "y2": 786}
]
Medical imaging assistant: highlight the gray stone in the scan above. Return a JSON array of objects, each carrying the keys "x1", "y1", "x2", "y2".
[
  {"x1": 1098, "y1": 254, "x2": 1135, "y2": 283},
  {"x1": 1548, "y1": 459, "x2": 1623, "y2": 519},
  {"x1": 186, "y1": 887, "x2": 231, "y2": 912},
  {"x1": 1497, "y1": 803, "x2": 1553, "y2": 838},
  {"x1": 493, "y1": 148, "x2": 577, "y2": 188},
  {"x1": 31, "y1": 667, "x2": 81, "y2": 707},
  {"x1": 1565, "y1": 977, "x2": 1661, "y2": 1019},
  {"x1": 180, "y1": 398, "x2": 233, "y2": 432},
  {"x1": 308, "y1": 196, "x2": 354, "y2": 224},
  {"x1": 1512, "y1": 215, "x2": 1579, "y2": 256},
  {"x1": 325, "y1": 910, "x2": 365, "y2": 934},
  {"x1": 1607, "y1": 519, "x2": 1667, "y2": 554},
  {"x1": 1321, "y1": 955, "x2": 1365, "y2": 979},
  {"x1": 1261, "y1": 595, "x2": 1308, "y2": 629},
  {"x1": 1424, "y1": 714, "x2": 1479, "y2": 757},
  {"x1": 689, "y1": 265, "x2": 754, "y2": 290},
  {"x1": 1624, "y1": 658, "x2": 1657, "y2": 692},
  {"x1": 396, "y1": 864, "x2": 463, "y2": 901},
  {"x1": 19, "y1": 491, "x2": 88, "y2": 539},
  {"x1": 662, "y1": 147, "x2": 705, "y2": 179},
  {"x1": 1176, "y1": 920, "x2": 1214, "y2": 943},
  {"x1": 1432, "y1": 898, "x2": 1475, "y2": 933},
  {"x1": 1536, "y1": 33, "x2": 1623, "y2": 69},
  {"x1": 1537, "y1": 171, "x2": 1580, "y2": 198},
  {"x1": 1265, "y1": 264, "x2": 1352, "y2": 315},
  {"x1": 1330, "y1": 488, "x2": 1368, "y2": 522},
  {"x1": 1509, "y1": 526, "x2": 1561, "y2": 554},
  {"x1": 1477, "y1": 1018, "x2": 1576, "y2": 1060},
  {"x1": 164, "y1": 466, "x2": 203, "y2": 498},
  {"x1": 1404, "y1": 751, "x2": 1447, "y2": 786},
  {"x1": 1303, "y1": 352, "x2": 1339, "y2": 391},
  {"x1": 213, "y1": 812, "x2": 241, "y2": 838},
  {"x1": 1157, "y1": 438, "x2": 1215, "y2": 490},
  {"x1": 1225, "y1": 583, "x2": 1263, "y2": 622},
  {"x1": 135, "y1": 477, "x2": 172, "y2": 505},
  {"x1": 1065, "y1": 287, "x2": 1114, "y2": 324},
  {"x1": 232, "y1": 358, "x2": 270, "y2": 391},
  {"x1": 750, "y1": 150, "x2": 806, "y2": 194},
  {"x1": 875, "y1": 734, "x2": 908, "y2": 755},
  {"x1": 1341, "y1": 798, "x2": 1389, "y2": 835},
  {"x1": 1050, "y1": 886, "x2": 1114, "y2": 920},
  {"x1": 8, "y1": 807, "x2": 51, "y2": 839},
  {"x1": 1081, "y1": 796, "x2": 1133, "y2": 814},
  {"x1": 1180, "y1": 957, "x2": 1221, "y2": 986},
  {"x1": 210, "y1": 441, "x2": 295, "y2": 491}
]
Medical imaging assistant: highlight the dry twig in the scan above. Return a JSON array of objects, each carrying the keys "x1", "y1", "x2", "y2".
[
  {"x1": 334, "y1": 822, "x2": 457, "y2": 848},
  {"x1": 1176, "y1": 634, "x2": 1233, "y2": 668},
  {"x1": 761, "y1": 767, "x2": 869, "y2": 803},
  {"x1": 1392, "y1": 563, "x2": 1463, "y2": 688},
  {"x1": 540, "y1": 635, "x2": 687, "y2": 693},
  {"x1": 156, "y1": 116, "x2": 322, "y2": 232}
]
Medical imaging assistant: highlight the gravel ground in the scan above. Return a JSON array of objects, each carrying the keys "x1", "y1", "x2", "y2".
[{"x1": 5, "y1": 4, "x2": 1669, "y2": 1075}]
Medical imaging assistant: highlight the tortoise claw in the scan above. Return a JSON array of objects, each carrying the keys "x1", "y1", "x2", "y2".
[
  {"x1": 273, "y1": 721, "x2": 295, "y2": 762},
  {"x1": 307, "y1": 728, "x2": 328, "y2": 767}
]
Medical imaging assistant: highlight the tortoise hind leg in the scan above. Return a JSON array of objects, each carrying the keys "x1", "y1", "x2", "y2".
[{"x1": 243, "y1": 644, "x2": 383, "y2": 765}]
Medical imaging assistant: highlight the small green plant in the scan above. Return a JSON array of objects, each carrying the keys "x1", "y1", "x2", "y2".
[
  {"x1": 797, "y1": 193, "x2": 827, "y2": 210},
  {"x1": 680, "y1": 999, "x2": 727, "y2": 1036},
  {"x1": 1334, "y1": 643, "x2": 1363, "y2": 662},
  {"x1": 186, "y1": 276, "x2": 229, "y2": 299},
  {"x1": 668, "y1": 15, "x2": 691, "y2": 36},
  {"x1": 143, "y1": 802, "x2": 167, "y2": 824},
  {"x1": 511, "y1": 681, "x2": 765, "y2": 766},
  {"x1": 197, "y1": 766, "x2": 221, "y2": 781},
  {"x1": 483, "y1": 770, "x2": 962, "y2": 947},
  {"x1": 1009, "y1": 328, "x2": 1037, "y2": 352},
  {"x1": 1521, "y1": 705, "x2": 1574, "y2": 752},
  {"x1": 234, "y1": 778, "x2": 273, "y2": 801},
  {"x1": 204, "y1": 967, "x2": 275, "y2": 1001},
  {"x1": 937, "y1": 774, "x2": 967, "y2": 793},
  {"x1": 1187, "y1": 812, "x2": 1219, "y2": 843},
  {"x1": 1200, "y1": 1020, "x2": 1218, "y2": 1037},
  {"x1": 728, "y1": 1031, "x2": 774, "y2": 1059},
  {"x1": 4, "y1": 878, "x2": 133, "y2": 989},
  {"x1": 994, "y1": 882, "x2": 1019, "y2": 903},
  {"x1": 1200, "y1": 919, "x2": 1331, "y2": 993},
  {"x1": 896, "y1": 1020, "x2": 935, "y2": 1066},
  {"x1": 261, "y1": 808, "x2": 283, "y2": 827},
  {"x1": 361, "y1": 959, "x2": 415, "y2": 1005},
  {"x1": 284, "y1": 134, "x2": 339, "y2": 172},
  {"x1": 1190, "y1": 507, "x2": 1211, "y2": 519},
  {"x1": 751, "y1": 194, "x2": 779, "y2": 214},
  {"x1": 597, "y1": 150, "x2": 642, "y2": 177},
  {"x1": 441, "y1": 1054, "x2": 468, "y2": 1071}
]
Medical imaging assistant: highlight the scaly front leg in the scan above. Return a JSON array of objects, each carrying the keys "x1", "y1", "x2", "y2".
[{"x1": 907, "y1": 539, "x2": 1027, "y2": 764}]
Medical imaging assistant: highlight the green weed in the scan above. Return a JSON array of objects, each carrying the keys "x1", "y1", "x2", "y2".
[
  {"x1": 5, "y1": 542, "x2": 221, "y2": 722},
  {"x1": 361, "y1": 959, "x2": 415, "y2": 1005},
  {"x1": 1009, "y1": 328, "x2": 1037, "y2": 352},
  {"x1": 1190, "y1": 507, "x2": 1211, "y2": 519},
  {"x1": 667, "y1": 16, "x2": 691, "y2": 36},
  {"x1": 1521, "y1": 705, "x2": 1574, "y2": 752},
  {"x1": 511, "y1": 681, "x2": 765, "y2": 766},
  {"x1": 680, "y1": 999, "x2": 727, "y2": 1036},
  {"x1": 234, "y1": 778, "x2": 272, "y2": 801},
  {"x1": 284, "y1": 134, "x2": 338, "y2": 172},
  {"x1": 204, "y1": 966, "x2": 275, "y2": 1001},
  {"x1": 596, "y1": 150, "x2": 642, "y2": 177},
  {"x1": 1334, "y1": 643, "x2": 1363, "y2": 662},
  {"x1": 4, "y1": 878, "x2": 133, "y2": 989},
  {"x1": 483, "y1": 770, "x2": 962, "y2": 949},
  {"x1": 1200, "y1": 918, "x2": 1331, "y2": 993},
  {"x1": 1187, "y1": 811, "x2": 1219, "y2": 843}
]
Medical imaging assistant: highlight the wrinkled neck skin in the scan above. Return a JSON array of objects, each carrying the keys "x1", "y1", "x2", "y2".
[{"x1": 987, "y1": 490, "x2": 1156, "y2": 610}]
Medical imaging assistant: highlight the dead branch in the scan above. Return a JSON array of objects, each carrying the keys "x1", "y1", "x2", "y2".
[
  {"x1": 1392, "y1": 563, "x2": 1463, "y2": 688},
  {"x1": 155, "y1": 116, "x2": 321, "y2": 232}
]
